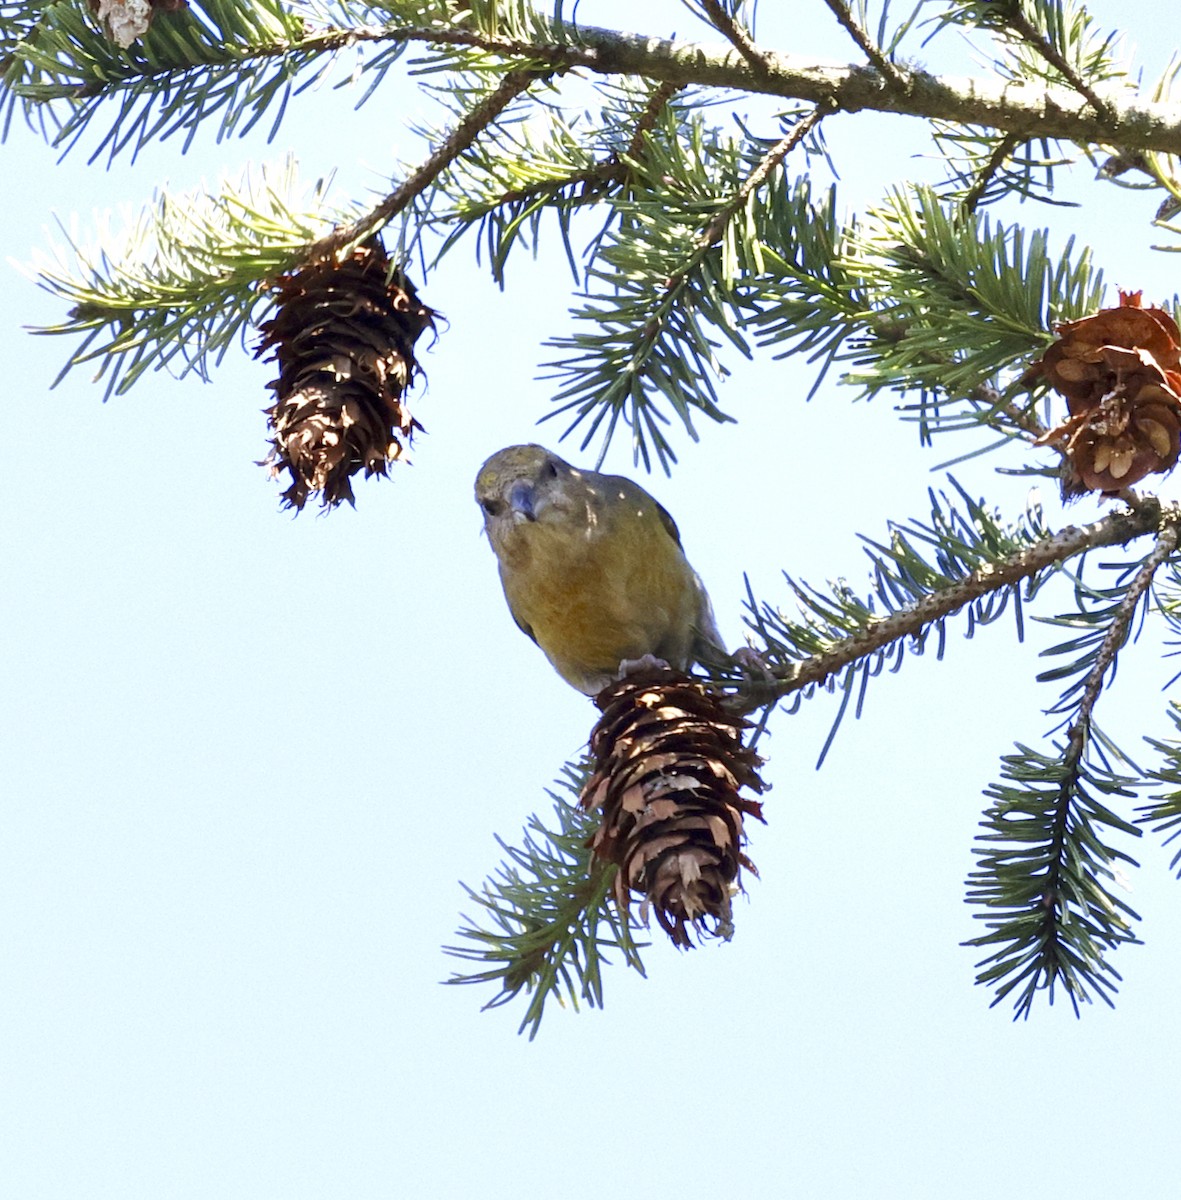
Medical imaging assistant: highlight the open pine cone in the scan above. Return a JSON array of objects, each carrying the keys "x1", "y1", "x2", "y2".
[
  {"x1": 580, "y1": 668, "x2": 766, "y2": 948},
  {"x1": 1030, "y1": 291, "x2": 1181, "y2": 495},
  {"x1": 256, "y1": 240, "x2": 436, "y2": 510}
]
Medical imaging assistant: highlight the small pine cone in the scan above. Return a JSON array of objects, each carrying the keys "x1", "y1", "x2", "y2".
[
  {"x1": 256, "y1": 240, "x2": 436, "y2": 511},
  {"x1": 1029, "y1": 291, "x2": 1181, "y2": 494},
  {"x1": 580, "y1": 668, "x2": 766, "y2": 948}
]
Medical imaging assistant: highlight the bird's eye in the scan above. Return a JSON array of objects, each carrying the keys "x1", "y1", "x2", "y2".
[
  {"x1": 481, "y1": 497, "x2": 503, "y2": 517},
  {"x1": 540, "y1": 460, "x2": 559, "y2": 480}
]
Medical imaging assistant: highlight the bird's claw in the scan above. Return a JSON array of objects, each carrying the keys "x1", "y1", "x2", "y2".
[
  {"x1": 731, "y1": 646, "x2": 775, "y2": 681},
  {"x1": 616, "y1": 654, "x2": 673, "y2": 680}
]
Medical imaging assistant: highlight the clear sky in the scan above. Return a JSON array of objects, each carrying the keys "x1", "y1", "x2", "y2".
[{"x1": 4, "y1": 3, "x2": 1181, "y2": 1197}]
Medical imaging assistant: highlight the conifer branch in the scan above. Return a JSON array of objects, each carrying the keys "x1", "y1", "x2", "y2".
[
  {"x1": 445, "y1": 767, "x2": 647, "y2": 1039},
  {"x1": 27, "y1": 159, "x2": 350, "y2": 396},
  {"x1": 961, "y1": 132, "x2": 1023, "y2": 214},
  {"x1": 545, "y1": 103, "x2": 831, "y2": 471},
  {"x1": 687, "y1": 102, "x2": 830, "y2": 271},
  {"x1": 622, "y1": 78, "x2": 684, "y2": 157},
  {"x1": 309, "y1": 67, "x2": 542, "y2": 258},
  {"x1": 970, "y1": 379, "x2": 1048, "y2": 443},
  {"x1": 963, "y1": 525, "x2": 1178, "y2": 1017},
  {"x1": 1060, "y1": 526, "x2": 1180, "y2": 742},
  {"x1": 1000, "y1": 5, "x2": 1114, "y2": 120},
  {"x1": 467, "y1": 159, "x2": 619, "y2": 212},
  {"x1": 297, "y1": 22, "x2": 1181, "y2": 155},
  {"x1": 753, "y1": 182, "x2": 1102, "y2": 456},
  {"x1": 13, "y1": 10, "x2": 1181, "y2": 157},
  {"x1": 432, "y1": 79, "x2": 679, "y2": 224},
  {"x1": 729, "y1": 499, "x2": 1175, "y2": 716},
  {"x1": 871, "y1": 321, "x2": 1051, "y2": 444},
  {"x1": 820, "y1": 0, "x2": 907, "y2": 90},
  {"x1": 694, "y1": 0, "x2": 775, "y2": 77}
]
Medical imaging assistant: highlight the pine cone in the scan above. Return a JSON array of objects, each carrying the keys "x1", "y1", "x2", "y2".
[
  {"x1": 256, "y1": 240, "x2": 436, "y2": 511},
  {"x1": 580, "y1": 668, "x2": 766, "y2": 948},
  {"x1": 1030, "y1": 291, "x2": 1181, "y2": 494}
]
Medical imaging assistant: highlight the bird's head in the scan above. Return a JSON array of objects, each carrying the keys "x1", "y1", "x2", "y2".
[{"x1": 475, "y1": 444, "x2": 592, "y2": 555}]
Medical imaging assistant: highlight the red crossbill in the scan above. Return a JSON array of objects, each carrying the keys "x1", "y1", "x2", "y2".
[{"x1": 475, "y1": 444, "x2": 727, "y2": 694}]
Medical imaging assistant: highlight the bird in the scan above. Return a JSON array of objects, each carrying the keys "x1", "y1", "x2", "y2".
[{"x1": 474, "y1": 443, "x2": 728, "y2": 695}]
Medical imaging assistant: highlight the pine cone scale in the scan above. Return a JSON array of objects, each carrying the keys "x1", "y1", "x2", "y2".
[{"x1": 1031, "y1": 290, "x2": 1181, "y2": 495}]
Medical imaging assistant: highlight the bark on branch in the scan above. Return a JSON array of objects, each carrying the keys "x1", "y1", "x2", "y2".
[{"x1": 322, "y1": 21, "x2": 1181, "y2": 154}]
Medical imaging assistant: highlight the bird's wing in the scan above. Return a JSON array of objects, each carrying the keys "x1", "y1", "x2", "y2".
[
  {"x1": 654, "y1": 499, "x2": 683, "y2": 548},
  {"x1": 650, "y1": 488, "x2": 727, "y2": 661},
  {"x1": 508, "y1": 602, "x2": 539, "y2": 645}
]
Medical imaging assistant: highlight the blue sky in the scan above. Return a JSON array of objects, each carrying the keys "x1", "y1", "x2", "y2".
[{"x1": 4, "y1": 3, "x2": 1181, "y2": 1196}]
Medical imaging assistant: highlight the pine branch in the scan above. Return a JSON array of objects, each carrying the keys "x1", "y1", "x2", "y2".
[
  {"x1": 3, "y1": 0, "x2": 322, "y2": 160},
  {"x1": 692, "y1": 0, "x2": 776, "y2": 77},
  {"x1": 933, "y1": 122, "x2": 1072, "y2": 212},
  {"x1": 961, "y1": 132, "x2": 1023, "y2": 213},
  {"x1": 870, "y1": 320, "x2": 1052, "y2": 447},
  {"x1": 838, "y1": 186, "x2": 1104, "y2": 446},
  {"x1": 753, "y1": 184, "x2": 1101, "y2": 452},
  {"x1": 967, "y1": 744, "x2": 1142, "y2": 1017},
  {"x1": 1060, "y1": 529, "x2": 1180, "y2": 732},
  {"x1": 972, "y1": 380, "x2": 1048, "y2": 442},
  {"x1": 544, "y1": 103, "x2": 830, "y2": 471},
  {"x1": 308, "y1": 21, "x2": 1181, "y2": 156},
  {"x1": 964, "y1": 525, "x2": 1179, "y2": 1017},
  {"x1": 993, "y1": 2, "x2": 1116, "y2": 119},
  {"x1": 309, "y1": 67, "x2": 543, "y2": 259},
  {"x1": 1140, "y1": 702, "x2": 1181, "y2": 877},
  {"x1": 696, "y1": 103, "x2": 831, "y2": 252},
  {"x1": 728, "y1": 498, "x2": 1174, "y2": 717},
  {"x1": 26, "y1": 158, "x2": 350, "y2": 396},
  {"x1": 820, "y1": 0, "x2": 907, "y2": 90},
  {"x1": 424, "y1": 79, "x2": 682, "y2": 284},
  {"x1": 14, "y1": 7, "x2": 1181, "y2": 159},
  {"x1": 445, "y1": 765, "x2": 647, "y2": 1039}
]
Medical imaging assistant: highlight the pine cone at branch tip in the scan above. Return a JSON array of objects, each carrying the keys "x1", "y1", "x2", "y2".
[
  {"x1": 579, "y1": 668, "x2": 767, "y2": 949},
  {"x1": 1029, "y1": 290, "x2": 1181, "y2": 497},
  {"x1": 255, "y1": 240, "x2": 437, "y2": 511}
]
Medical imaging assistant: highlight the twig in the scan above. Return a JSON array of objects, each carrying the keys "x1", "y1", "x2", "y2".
[
  {"x1": 821, "y1": 0, "x2": 908, "y2": 91},
  {"x1": 310, "y1": 69, "x2": 541, "y2": 258},
  {"x1": 558, "y1": 100, "x2": 832, "y2": 470},
  {"x1": 579, "y1": 102, "x2": 830, "y2": 450},
  {"x1": 1065, "y1": 525, "x2": 1179, "y2": 751},
  {"x1": 421, "y1": 79, "x2": 682, "y2": 245},
  {"x1": 1003, "y1": 8, "x2": 1114, "y2": 121},
  {"x1": 869, "y1": 316, "x2": 1052, "y2": 444},
  {"x1": 961, "y1": 132, "x2": 1022, "y2": 214},
  {"x1": 624, "y1": 79, "x2": 683, "y2": 159},
  {"x1": 469, "y1": 162, "x2": 621, "y2": 213},
  {"x1": 472, "y1": 79, "x2": 682, "y2": 210},
  {"x1": 697, "y1": 0, "x2": 776, "y2": 76},
  {"x1": 968, "y1": 377, "x2": 1049, "y2": 441},
  {"x1": 728, "y1": 499, "x2": 1177, "y2": 715},
  {"x1": 568, "y1": 99, "x2": 825, "y2": 436},
  {"x1": 1028, "y1": 522, "x2": 1180, "y2": 988},
  {"x1": 689, "y1": 103, "x2": 831, "y2": 268}
]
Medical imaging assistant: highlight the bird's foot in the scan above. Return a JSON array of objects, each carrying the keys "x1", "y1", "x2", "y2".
[
  {"x1": 731, "y1": 645, "x2": 775, "y2": 680},
  {"x1": 616, "y1": 654, "x2": 673, "y2": 680}
]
